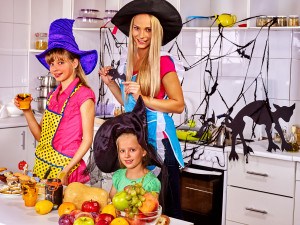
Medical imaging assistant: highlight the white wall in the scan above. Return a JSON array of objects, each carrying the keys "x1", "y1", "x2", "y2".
[{"x1": 0, "y1": 0, "x2": 30, "y2": 106}]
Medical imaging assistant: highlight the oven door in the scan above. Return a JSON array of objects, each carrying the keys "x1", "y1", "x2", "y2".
[{"x1": 180, "y1": 165, "x2": 224, "y2": 225}]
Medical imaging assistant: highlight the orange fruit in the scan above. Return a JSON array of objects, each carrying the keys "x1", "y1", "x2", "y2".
[
  {"x1": 58, "y1": 202, "x2": 77, "y2": 217},
  {"x1": 110, "y1": 217, "x2": 129, "y2": 225},
  {"x1": 101, "y1": 204, "x2": 117, "y2": 218}
]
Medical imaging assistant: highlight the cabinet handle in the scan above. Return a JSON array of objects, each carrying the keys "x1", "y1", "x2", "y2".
[
  {"x1": 245, "y1": 207, "x2": 268, "y2": 214},
  {"x1": 246, "y1": 171, "x2": 268, "y2": 177},
  {"x1": 21, "y1": 131, "x2": 25, "y2": 150}
]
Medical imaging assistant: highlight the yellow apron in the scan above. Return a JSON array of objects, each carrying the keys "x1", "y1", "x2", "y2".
[{"x1": 33, "y1": 84, "x2": 82, "y2": 180}]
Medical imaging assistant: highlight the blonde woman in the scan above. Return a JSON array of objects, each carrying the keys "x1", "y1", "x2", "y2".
[{"x1": 99, "y1": 0, "x2": 184, "y2": 219}]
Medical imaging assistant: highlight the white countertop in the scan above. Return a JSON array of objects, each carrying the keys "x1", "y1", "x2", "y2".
[{"x1": 0, "y1": 194, "x2": 193, "y2": 225}]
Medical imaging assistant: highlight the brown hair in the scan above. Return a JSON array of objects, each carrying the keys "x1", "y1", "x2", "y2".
[{"x1": 45, "y1": 48, "x2": 89, "y2": 87}]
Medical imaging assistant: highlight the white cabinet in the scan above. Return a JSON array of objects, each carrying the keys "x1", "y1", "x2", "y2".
[
  {"x1": 226, "y1": 155, "x2": 295, "y2": 225},
  {"x1": 294, "y1": 162, "x2": 300, "y2": 225},
  {"x1": 0, "y1": 127, "x2": 28, "y2": 171}
]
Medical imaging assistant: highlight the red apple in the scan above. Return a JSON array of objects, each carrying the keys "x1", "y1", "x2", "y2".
[
  {"x1": 73, "y1": 216, "x2": 95, "y2": 225},
  {"x1": 95, "y1": 219, "x2": 109, "y2": 225},
  {"x1": 95, "y1": 213, "x2": 114, "y2": 224},
  {"x1": 82, "y1": 200, "x2": 100, "y2": 213},
  {"x1": 58, "y1": 214, "x2": 75, "y2": 225},
  {"x1": 70, "y1": 209, "x2": 82, "y2": 217},
  {"x1": 18, "y1": 160, "x2": 27, "y2": 170}
]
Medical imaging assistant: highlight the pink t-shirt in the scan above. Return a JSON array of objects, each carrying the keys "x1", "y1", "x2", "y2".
[
  {"x1": 47, "y1": 77, "x2": 95, "y2": 183},
  {"x1": 156, "y1": 55, "x2": 176, "y2": 99},
  {"x1": 132, "y1": 56, "x2": 176, "y2": 100}
]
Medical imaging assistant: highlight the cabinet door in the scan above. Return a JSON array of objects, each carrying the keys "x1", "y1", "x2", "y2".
[
  {"x1": 25, "y1": 127, "x2": 37, "y2": 171},
  {"x1": 226, "y1": 186, "x2": 294, "y2": 225},
  {"x1": 0, "y1": 127, "x2": 27, "y2": 171},
  {"x1": 295, "y1": 181, "x2": 300, "y2": 225}
]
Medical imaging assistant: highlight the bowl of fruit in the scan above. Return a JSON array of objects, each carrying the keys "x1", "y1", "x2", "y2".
[{"x1": 112, "y1": 182, "x2": 162, "y2": 225}]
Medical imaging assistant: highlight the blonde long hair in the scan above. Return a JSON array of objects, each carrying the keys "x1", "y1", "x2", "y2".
[
  {"x1": 126, "y1": 15, "x2": 163, "y2": 98},
  {"x1": 45, "y1": 48, "x2": 89, "y2": 87}
]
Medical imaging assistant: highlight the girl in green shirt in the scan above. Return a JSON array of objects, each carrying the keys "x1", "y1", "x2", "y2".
[{"x1": 109, "y1": 132, "x2": 161, "y2": 198}]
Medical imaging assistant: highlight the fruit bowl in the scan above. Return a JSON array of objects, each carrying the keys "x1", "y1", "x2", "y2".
[{"x1": 119, "y1": 205, "x2": 162, "y2": 225}]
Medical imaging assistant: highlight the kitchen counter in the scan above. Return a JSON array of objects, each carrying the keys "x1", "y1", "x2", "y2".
[{"x1": 0, "y1": 194, "x2": 193, "y2": 225}]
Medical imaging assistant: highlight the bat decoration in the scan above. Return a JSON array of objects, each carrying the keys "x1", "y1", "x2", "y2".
[
  {"x1": 108, "y1": 68, "x2": 126, "y2": 81},
  {"x1": 225, "y1": 100, "x2": 295, "y2": 161}
]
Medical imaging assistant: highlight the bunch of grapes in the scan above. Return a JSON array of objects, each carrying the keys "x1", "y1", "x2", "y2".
[{"x1": 124, "y1": 182, "x2": 147, "y2": 218}]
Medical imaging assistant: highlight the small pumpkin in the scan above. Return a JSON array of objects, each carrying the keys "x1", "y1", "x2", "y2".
[{"x1": 63, "y1": 182, "x2": 109, "y2": 210}]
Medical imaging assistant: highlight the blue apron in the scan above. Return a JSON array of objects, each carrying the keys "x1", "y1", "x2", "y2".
[{"x1": 120, "y1": 75, "x2": 184, "y2": 170}]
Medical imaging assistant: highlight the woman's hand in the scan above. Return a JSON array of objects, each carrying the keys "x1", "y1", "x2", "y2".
[
  {"x1": 98, "y1": 66, "x2": 115, "y2": 86},
  {"x1": 58, "y1": 169, "x2": 69, "y2": 186},
  {"x1": 123, "y1": 81, "x2": 142, "y2": 100}
]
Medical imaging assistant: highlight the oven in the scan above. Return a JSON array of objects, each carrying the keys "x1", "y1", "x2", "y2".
[{"x1": 180, "y1": 143, "x2": 228, "y2": 225}]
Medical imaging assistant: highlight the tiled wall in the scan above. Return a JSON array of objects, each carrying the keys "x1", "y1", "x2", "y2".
[
  {"x1": 1, "y1": 0, "x2": 300, "y2": 139},
  {"x1": 0, "y1": 0, "x2": 30, "y2": 105}
]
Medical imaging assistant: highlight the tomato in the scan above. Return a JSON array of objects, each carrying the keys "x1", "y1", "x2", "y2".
[{"x1": 18, "y1": 160, "x2": 27, "y2": 170}]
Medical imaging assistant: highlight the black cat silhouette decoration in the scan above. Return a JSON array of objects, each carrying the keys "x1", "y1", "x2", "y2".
[{"x1": 225, "y1": 100, "x2": 295, "y2": 161}]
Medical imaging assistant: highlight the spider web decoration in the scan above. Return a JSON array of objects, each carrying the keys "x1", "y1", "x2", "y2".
[{"x1": 96, "y1": 16, "x2": 295, "y2": 166}]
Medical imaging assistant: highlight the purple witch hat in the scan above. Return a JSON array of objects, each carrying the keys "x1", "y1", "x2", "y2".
[{"x1": 36, "y1": 18, "x2": 98, "y2": 75}]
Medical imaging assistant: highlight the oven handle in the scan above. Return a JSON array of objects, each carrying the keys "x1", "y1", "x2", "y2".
[{"x1": 183, "y1": 167, "x2": 223, "y2": 176}]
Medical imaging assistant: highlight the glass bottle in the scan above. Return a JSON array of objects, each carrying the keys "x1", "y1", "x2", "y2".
[{"x1": 288, "y1": 125, "x2": 299, "y2": 152}]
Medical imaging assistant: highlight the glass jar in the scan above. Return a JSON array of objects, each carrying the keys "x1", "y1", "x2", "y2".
[
  {"x1": 105, "y1": 9, "x2": 118, "y2": 18},
  {"x1": 256, "y1": 16, "x2": 267, "y2": 27},
  {"x1": 266, "y1": 16, "x2": 277, "y2": 26},
  {"x1": 35, "y1": 33, "x2": 48, "y2": 50},
  {"x1": 277, "y1": 16, "x2": 287, "y2": 27},
  {"x1": 288, "y1": 15, "x2": 299, "y2": 26}
]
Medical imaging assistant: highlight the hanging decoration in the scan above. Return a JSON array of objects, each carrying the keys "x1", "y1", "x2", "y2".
[{"x1": 97, "y1": 15, "x2": 296, "y2": 165}]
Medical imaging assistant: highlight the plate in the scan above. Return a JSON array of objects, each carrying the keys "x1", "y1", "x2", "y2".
[{"x1": 0, "y1": 184, "x2": 22, "y2": 197}]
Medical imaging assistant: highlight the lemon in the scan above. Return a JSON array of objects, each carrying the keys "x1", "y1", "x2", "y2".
[
  {"x1": 110, "y1": 217, "x2": 129, "y2": 225},
  {"x1": 101, "y1": 204, "x2": 117, "y2": 218},
  {"x1": 35, "y1": 200, "x2": 53, "y2": 215}
]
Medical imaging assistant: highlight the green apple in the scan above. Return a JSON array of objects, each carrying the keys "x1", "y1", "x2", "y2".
[
  {"x1": 112, "y1": 190, "x2": 129, "y2": 211},
  {"x1": 73, "y1": 216, "x2": 95, "y2": 225}
]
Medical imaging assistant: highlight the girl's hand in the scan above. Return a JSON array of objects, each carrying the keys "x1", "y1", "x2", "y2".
[
  {"x1": 58, "y1": 169, "x2": 69, "y2": 186},
  {"x1": 98, "y1": 66, "x2": 114, "y2": 85},
  {"x1": 13, "y1": 95, "x2": 32, "y2": 111},
  {"x1": 123, "y1": 81, "x2": 141, "y2": 100}
]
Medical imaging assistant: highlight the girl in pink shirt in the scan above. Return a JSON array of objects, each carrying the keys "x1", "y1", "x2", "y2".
[{"x1": 14, "y1": 18, "x2": 97, "y2": 185}]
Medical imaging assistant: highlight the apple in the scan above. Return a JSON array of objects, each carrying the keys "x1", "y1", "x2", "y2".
[
  {"x1": 95, "y1": 219, "x2": 109, "y2": 225},
  {"x1": 112, "y1": 190, "x2": 129, "y2": 211},
  {"x1": 58, "y1": 214, "x2": 75, "y2": 225},
  {"x1": 70, "y1": 209, "x2": 82, "y2": 217},
  {"x1": 90, "y1": 212, "x2": 100, "y2": 221},
  {"x1": 95, "y1": 213, "x2": 114, "y2": 224},
  {"x1": 73, "y1": 216, "x2": 95, "y2": 225},
  {"x1": 18, "y1": 160, "x2": 27, "y2": 170},
  {"x1": 75, "y1": 212, "x2": 94, "y2": 220},
  {"x1": 81, "y1": 200, "x2": 100, "y2": 213}
]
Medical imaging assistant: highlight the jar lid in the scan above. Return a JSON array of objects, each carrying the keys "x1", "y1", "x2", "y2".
[
  {"x1": 80, "y1": 9, "x2": 99, "y2": 12},
  {"x1": 105, "y1": 9, "x2": 118, "y2": 13},
  {"x1": 35, "y1": 32, "x2": 47, "y2": 37},
  {"x1": 289, "y1": 15, "x2": 299, "y2": 18}
]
